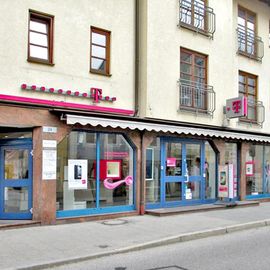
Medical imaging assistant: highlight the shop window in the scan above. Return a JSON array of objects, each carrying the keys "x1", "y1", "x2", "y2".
[
  {"x1": 90, "y1": 27, "x2": 111, "y2": 75},
  {"x1": 28, "y1": 11, "x2": 54, "y2": 64},
  {"x1": 205, "y1": 142, "x2": 216, "y2": 199},
  {"x1": 56, "y1": 132, "x2": 134, "y2": 213},
  {"x1": 217, "y1": 142, "x2": 238, "y2": 199},
  {"x1": 99, "y1": 134, "x2": 134, "y2": 207},
  {"x1": 246, "y1": 145, "x2": 263, "y2": 196},
  {"x1": 145, "y1": 138, "x2": 161, "y2": 204},
  {"x1": 264, "y1": 146, "x2": 270, "y2": 194}
]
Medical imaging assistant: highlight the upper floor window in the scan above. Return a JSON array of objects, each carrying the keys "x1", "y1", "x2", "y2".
[
  {"x1": 179, "y1": 0, "x2": 215, "y2": 38},
  {"x1": 239, "y1": 71, "x2": 257, "y2": 122},
  {"x1": 179, "y1": 48, "x2": 215, "y2": 116},
  {"x1": 28, "y1": 11, "x2": 54, "y2": 64},
  {"x1": 90, "y1": 27, "x2": 111, "y2": 76},
  {"x1": 237, "y1": 7, "x2": 264, "y2": 61}
]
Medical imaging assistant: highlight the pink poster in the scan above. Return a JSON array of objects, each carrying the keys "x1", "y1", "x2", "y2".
[{"x1": 167, "y1": 157, "x2": 176, "y2": 167}]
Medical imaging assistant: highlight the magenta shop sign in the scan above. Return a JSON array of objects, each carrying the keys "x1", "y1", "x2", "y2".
[{"x1": 21, "y1": 84, "x2": 116, "y2": 103}]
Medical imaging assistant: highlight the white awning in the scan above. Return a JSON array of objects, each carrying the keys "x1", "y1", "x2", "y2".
[{"x1": 65, "y1": 114, "x2": 270, "y2": 143}]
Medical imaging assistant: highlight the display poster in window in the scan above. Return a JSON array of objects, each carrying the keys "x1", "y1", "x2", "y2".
[
  {"x1": 42, "y1": 149, "x2": 57, "y2": 180},
  {"x1": 167, "y1": 157, "x2": 176, "y2": 167},
  {"x1": 68, "y1": 159, "x2": 88, "y2": 189},
  {"x1": 228, "y1": 164, "x2": 234, "y2": 199},
  {"x1": 245, "y1": 161, "x2": 254, "y2": 176},
  {"x1": 218, "y1": 165, "x2": 228, "y2": 198}
]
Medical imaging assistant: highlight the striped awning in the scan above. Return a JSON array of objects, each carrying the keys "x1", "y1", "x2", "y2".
[{"x1": 65, "y1": 114, "x2": 270, "y2": 143}]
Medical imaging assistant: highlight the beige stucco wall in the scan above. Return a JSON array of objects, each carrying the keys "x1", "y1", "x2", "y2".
[
  {"x1": 0, "y1": 0, "x2": 135, "y2": 111},
  {"x1": 139, "y1": 0, "x2": 270, "y2": 133}
]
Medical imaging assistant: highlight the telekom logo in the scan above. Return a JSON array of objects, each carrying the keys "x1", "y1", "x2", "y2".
[
  {"x1": 91, "y1": 88, "x2": 102, "y2": 103},
  {"x1": 232, "y1": 100, "x2": 242, "y2": 113}
]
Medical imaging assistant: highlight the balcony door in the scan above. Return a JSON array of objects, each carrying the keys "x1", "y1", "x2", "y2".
[{"x1": 161, "y1": 139, "x2": 205, "y2": 206}]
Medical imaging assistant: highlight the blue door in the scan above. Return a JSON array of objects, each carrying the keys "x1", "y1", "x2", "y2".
[
  {"x1": 0, "y1": 139, "x2": 33, "y2": 219},
  {"x1": 161, "y1": 138, "x2": 205, "y2": 206}
]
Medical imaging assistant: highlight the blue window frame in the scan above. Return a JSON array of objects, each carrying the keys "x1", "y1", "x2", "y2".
[
  {"x1": 0, "y1": 139, "x2": 33, "y2": 220},
  {"x1": 56, "y1": 131, "x2": 136, "y2": 218}
]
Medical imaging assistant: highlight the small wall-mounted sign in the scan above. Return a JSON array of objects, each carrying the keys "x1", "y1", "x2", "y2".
[
  {"x1": 43, "y1": 126, "x2": 57, "y2": 133},
  {"x1": 226, "y1": 96, "x2": 247, "y2": 119},
  {"x1": 21, "y1": 84, "x2": 116, "y2": 103}
]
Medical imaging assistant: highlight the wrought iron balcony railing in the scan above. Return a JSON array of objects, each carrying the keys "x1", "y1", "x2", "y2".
[
  {"x1": 240, "y1": 99, "x2": 265, "y2": 127},
  {"x1": 179, "y1": 0, "x2": 216, "y2": 38},
  {"x1": 237, "y1": 26, "x2": 264, "y2": 62},
  {"x1": 179, "y1": 79, "x2": 216, "y2": 116}
]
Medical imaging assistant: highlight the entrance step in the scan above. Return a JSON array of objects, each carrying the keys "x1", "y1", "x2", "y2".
[
  {"x1": 0, "y1": 220, "x2": 41, "y2": 230},
  {"x1": 146, "y1": 201, "x2": 260, "y2": 217}
]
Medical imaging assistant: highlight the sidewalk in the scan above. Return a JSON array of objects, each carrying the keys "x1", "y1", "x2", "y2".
[{"x1": 1, "y1": 202, "x2": 270, "y2": 270}]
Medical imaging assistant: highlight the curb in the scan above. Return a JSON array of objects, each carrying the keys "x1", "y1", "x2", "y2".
[{"x1": 17, "y1": 219, "x2": 270, "y2": 270}]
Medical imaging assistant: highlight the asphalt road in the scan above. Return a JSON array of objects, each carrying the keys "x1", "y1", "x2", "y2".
[{"x1": 50, "y1": 226, "x2": 270, "y2": 270}]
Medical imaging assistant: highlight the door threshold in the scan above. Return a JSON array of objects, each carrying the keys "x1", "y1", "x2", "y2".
[
  {"x1": 146, "y1": 201, "x2": 260, "y2": 216},
  {"x1": 0, "y1": 220, "x2": 41, "y2": 230}
]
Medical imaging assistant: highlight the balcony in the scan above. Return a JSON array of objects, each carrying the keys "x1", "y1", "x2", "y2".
[
  {"x1": 179, "y1": 0, "x2": 216, "y2": 38},
  {"x1": 240, "y1": 100, "x2": 265, "y2": 127},
  {"x1": 179, "y1": 80, "x2": 216, "y2": 116},
  {"x1": 237, "y1": 26, "x2": 264, "y2": 62}
]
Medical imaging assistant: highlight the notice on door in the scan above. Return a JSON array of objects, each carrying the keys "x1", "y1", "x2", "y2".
[
  {"x1": 42, "y1": 149, "x2": 57, "y2": 180},
  {"x1": 68, "y1": 159, "x2": 88, "y2": 189}
]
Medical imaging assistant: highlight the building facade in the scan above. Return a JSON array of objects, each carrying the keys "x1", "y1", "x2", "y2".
[{"x1": 0, "y1": 0, "x2": 270, "y2": 224}]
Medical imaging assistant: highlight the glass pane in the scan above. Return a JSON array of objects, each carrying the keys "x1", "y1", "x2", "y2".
[
  {"x1": 91, "y1": 58, "x2": 106, "y2": 71},
  {"x1": 4, "y1": 187, "x2": 28, "y2": 213},
  {"x1": 92, "y1": 32, "x2": 106, "y2": 46},
  {"x1": 194, "y1": 66, "x2": 205, "y2": 77},
  {"x1": 30, "y1": 45, "x2": 48, "y2": 60},
  {"x1": 166, "y1": 143, "x2": 182, "y2": 176},
  {"x1": 186, "y1": 144, "x2": 201, "y2": 176},
  {"x1": 248, "y1": 78, "x2": 255, "y2": 86},
  {"x1": 99, "y1": 134, "x2": 134, "y2": 207},
  {"x1": 5, "y1": 149, "x2": 28, "y2": 179},
  {"x1": 30, "y1": 20, "x2": 47, "y2": 33},
  {"x1": 239, "y1": 83, "x2": 245, "y2": 93},
  {"x1": 166, "y1": 182, "x2": 182, "y2": 202},
  {"x1": 238, "y1": 17, "x2": 245, "y2": 27},
  {"x1": 248, "y1": 106, "x2": 256, "y2": 120},
  {"x1": 181, "y1": 52, "x2": 192, "y2": 63},
  {"x1": 248, "y1": 86, "x2": 255, "y2": 95},
  {"x1": 205, "y1": 142, "x2": 216, "y2": 199},
  {"x1": 180, "y1": 84, "x2": 192, "y2": 106},
  {"x1": 180, "y1": 63, "x2": 191, "y2": 74},
  {"x1": 56, "y1": 132, "x2": 97, "y2": 211},
  {"x1": 180, "y1": 73, "x2": 191, "y2": 82},
  {"x1": 246, "y1": 145, "x2": 263, "y2": 195},
  {"x1": 185, "y1": 181, "x2": 200, "y2": 200},
  {"x1": 146, "y1": 138, "x2": 161, "y2": 203},
  {"x1": 195, "y1": 56, "x2": 205, "y2": 67},
  {"x1": 239, "y1": 74, "x2": 245, "y2": 83},
  {"x1": 30, "y1": 32, "x2": 48, "y2": 46},
  {"x1": 264, "y1": 146, "x2": 270, "y2": 194},
  {"x1": 92, "y1": 45, "x2": 106, "y2": 58}
]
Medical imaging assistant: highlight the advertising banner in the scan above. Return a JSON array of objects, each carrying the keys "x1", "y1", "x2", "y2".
[
  {"x1": 68, "y1": 159, "x2": 88, "y2": 189},
  {"x1": 218, "y1": 165, "x2": 228, "y2": 197}
]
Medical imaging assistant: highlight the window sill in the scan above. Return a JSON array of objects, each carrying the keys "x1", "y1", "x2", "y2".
[
  {"x1": 237, "y1": 51, "x2": 262, "y2": 62},
  {"x1": 178, "y1": 106, "x2": 214, "y2": 117},
  {"x1": 178, "y1": 22, "x2": 213, "y2": 39},
  {"x1": 90, "y1": 69, "x2": 112, "y2": 77},
  {"x1": 27, "y1": 58, "x2": 55, "y2": 66},
  {"x1": 238, "y1": 118, "x2": 262, "y2": 128}
]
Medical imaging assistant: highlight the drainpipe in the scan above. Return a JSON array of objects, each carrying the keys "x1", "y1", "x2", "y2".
[
  {"x1": 134, "y1": 0, "x2": 139, "y2": 116},
  {"x1": 140, "y1": 130, "x2": 145, "y2": 215}
]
